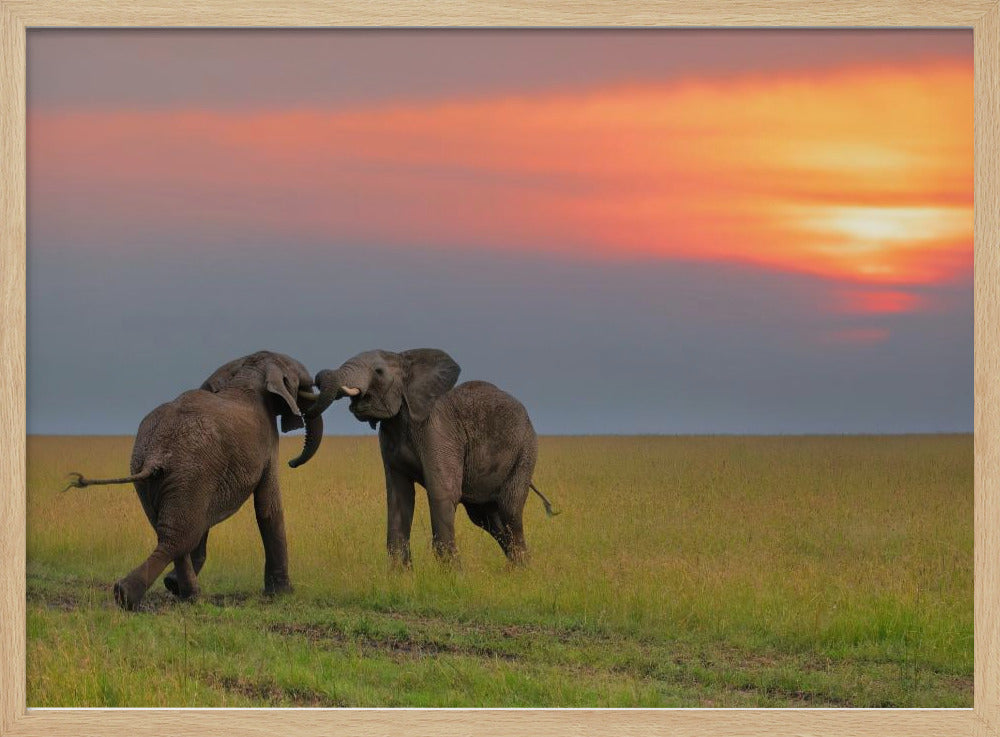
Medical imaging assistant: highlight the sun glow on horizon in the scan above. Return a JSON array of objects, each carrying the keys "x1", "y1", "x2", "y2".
[{"x1": 29, "y1": 59, "x2": 972, "y2": 318}]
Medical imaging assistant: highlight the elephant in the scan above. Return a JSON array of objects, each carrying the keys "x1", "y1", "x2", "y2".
[
  {"x1": 64, "y1": 351, "x2": 324, "y2": 610},
  {"x1": 304, "y1": 348, "x2": 556, "y2": 567}
]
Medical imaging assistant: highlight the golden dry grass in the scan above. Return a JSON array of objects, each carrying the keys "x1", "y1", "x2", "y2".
[{"x1": 25, "y1": 434, "x2": 972, "y2": 707}]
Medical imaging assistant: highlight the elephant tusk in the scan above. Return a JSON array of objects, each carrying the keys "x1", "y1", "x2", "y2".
[
  {"x1": 298, "y1": 388, "x2": 320, "y2": 401},
  {"x1": 341, "y1": 386, "x2": 361, "y2": 397}
]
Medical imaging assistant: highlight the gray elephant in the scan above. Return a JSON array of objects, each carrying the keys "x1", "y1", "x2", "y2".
[
  {"x1": 64, "y1": 351, "x2": 324, "y2": 610},
  {"x1": 304, "y1": 348, "x2": 556, "y2": 567}
]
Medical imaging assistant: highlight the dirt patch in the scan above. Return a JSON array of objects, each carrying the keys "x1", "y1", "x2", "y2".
[
  {"x1": 267, "y1": 621, "x2": 519, "y2": 661},
  {"x1": 27, "y1": 573, "x2": 261, "y2": 614},
  {"x1": 27, "y1": 587, "x2": 84, "y2": 611},
  {"x1": 206, "y1": 673, "x2": 346, "y2": 707},
  {"x1": 726, "y1": 678, "x2": 855, "y2": 706},
  {"x1": 26, "y1": 570, "x2": 109, "y2": 611},
  {"x1": 370, "y1": 608, "x2": 632, "y2": 648},
  {"x1": 205, "y1": 591, "x2": 257, "y2": 608}
]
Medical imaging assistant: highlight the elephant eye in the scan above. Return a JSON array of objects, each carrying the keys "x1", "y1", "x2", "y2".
[{"x1": 374, "y1": 367, "x2": 385, "y2": 376}]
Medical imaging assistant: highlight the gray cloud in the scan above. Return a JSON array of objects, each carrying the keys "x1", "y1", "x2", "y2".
[
  {"x1": 27, "y1": 242, "x2": 971, "y2": 435},
  {"x1": 28, "y1": 29, "x2": 970, "y2": 112}
]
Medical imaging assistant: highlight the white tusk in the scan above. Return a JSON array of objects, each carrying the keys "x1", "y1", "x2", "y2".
[{"x1": 341, "y1": 386, "x2": 361, "y2": 397}]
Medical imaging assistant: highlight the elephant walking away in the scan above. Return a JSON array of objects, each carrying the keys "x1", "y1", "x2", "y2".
[
  {"x1": 304, "y1": 348, "x2": 556, "y2": 567},
  {"x1": 64, "y1": 351, "x2": 324, "y2": 610}
]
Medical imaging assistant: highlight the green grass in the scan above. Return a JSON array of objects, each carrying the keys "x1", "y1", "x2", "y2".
[{"x1": 26, "y1": 434, "x2": 972, "y2": 707}]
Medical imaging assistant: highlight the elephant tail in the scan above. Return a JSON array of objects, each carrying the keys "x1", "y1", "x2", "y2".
[
  {"x1": 529, "y1": 482, "x2": 560, "y2": 517},
  {"x1": 62, "y1": 466, "x2": 159, "y2": 493}
]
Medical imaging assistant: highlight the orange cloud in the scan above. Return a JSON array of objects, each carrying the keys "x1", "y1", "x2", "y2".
[
  {"x1": 30, "y1": 60, "x2": 972, "y2": 308},
  {"x1": 832, "y1": 289, "x2": 926, "y2": 314}
]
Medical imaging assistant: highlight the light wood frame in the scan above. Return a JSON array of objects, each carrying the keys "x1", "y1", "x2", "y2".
[{"x1": 1, "y1": 2, "x2": 996, "y2": 735}]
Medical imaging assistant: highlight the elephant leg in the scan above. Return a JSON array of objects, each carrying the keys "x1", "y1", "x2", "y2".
[
  {"x1": 464, "y1": 501, "x2": 513, "y2": 557},
  {"x1": 496, "y1": 506, "x2": 528, "y2": 565},
  {"x1": 164, "y1": 530, "x2": 208, "y2": 596},
  {"x1": 495, "y1": 460, "x2": 533, "y2": 565},
  {"x1": 191, "y1": 529, "x2": 209, "y2": 575},
  {"x1": 168, "y1": 554, "x2": 201, "y2": 600},
  {"x1": 115, "y1": 525, "x2": 204, "y2": 610},
  {"x1": 422, "y1": 437, "x2": 464, "y2": 563},
  {"x1": 463, "y1": 501, "x2": 493, "y2": 532},
  {"x1": 385, "y1": 467, "x2": 416, "y2": 568},
  {"x1": 428, "y1": 496, "x2": 459, "y2": 562},
  {"x1": 114, "y1": 545, "x2": 174, "y2": 611},
  {"x1": 253, "y1": 469, "x2": 292, "y2": 595}
]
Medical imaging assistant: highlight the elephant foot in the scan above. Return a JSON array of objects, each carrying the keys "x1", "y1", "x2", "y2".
[
  {"x1": 387, "y1": 553, "x2": 413, "y2": 572},
  {"x1": 505, "y1": 549, "x2": 530, "y2": 567},
  {"x1": 164, "y1": 573, "x2": 200, "y2": 601},
  {"x1": 263, "y1": 578, "x2": 293, "y2": 597},
  {"x1": 432, "y1": 551, "x2": 462, "y2": 571},
  {"x1": 163, "y1": 573, "x2": 180, "y2": 597},
  {"x1": 113, "y1": 578, "x2": 144, "y2": 611}
]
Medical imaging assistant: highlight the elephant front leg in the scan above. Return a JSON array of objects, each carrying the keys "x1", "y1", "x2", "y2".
[
  {"x1": 428, "y1": 497, "x2": 459, "y2": 563},
  {"x1": 253, "y1": 469, "x2": 292, "y2": 595},
  {"x1": 422, "y1": 445, "x2": 463, "y2": 564},
  {"x1": 385, "y1": 467, "x2": 416, "y2": 568}
]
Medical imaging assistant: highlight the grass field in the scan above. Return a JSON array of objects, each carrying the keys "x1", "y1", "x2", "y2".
[{"x1": 26, "y1": 434, "x2": 972, "y2": 707}]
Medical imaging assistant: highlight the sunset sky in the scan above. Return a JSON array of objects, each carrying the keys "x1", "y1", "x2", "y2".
[{"x1": 26, "y1": 30, "x2": 972, "y2": 434}]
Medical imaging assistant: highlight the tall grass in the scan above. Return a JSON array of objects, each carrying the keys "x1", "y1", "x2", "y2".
[{"x1": 26, "y1": 434, "x2": 972, "y2": 706}]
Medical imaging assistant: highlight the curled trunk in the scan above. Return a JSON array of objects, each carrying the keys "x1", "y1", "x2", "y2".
[
  {"x1": 302, "y1": 368, "x2": 343, "y2": 419},
  {"x1": 287, "y1": 411, "x2": 324, "y2": 468},
  {"x1": 303, "y1": 364, "x2": 370, "y2": 419}
]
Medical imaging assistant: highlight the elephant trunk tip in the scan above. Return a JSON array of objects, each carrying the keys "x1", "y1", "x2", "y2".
[{"x1": 287, "y1": 412, "x2": 324, "y2": 468}]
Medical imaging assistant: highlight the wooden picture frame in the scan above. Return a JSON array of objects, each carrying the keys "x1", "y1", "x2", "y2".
[{"x1": 1, "y1": 2, "x2": 995, "y2": 735}]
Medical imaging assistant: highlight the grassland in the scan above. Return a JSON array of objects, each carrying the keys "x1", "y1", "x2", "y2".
[{"x1": 26, "y1": 434, "x2": 971, "y2": 707}]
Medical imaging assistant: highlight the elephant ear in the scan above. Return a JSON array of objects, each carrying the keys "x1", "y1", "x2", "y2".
[
  {"x1": 401, "y1": 349, "x2": 461, "y2": 423},
  {"x1": 201, "y1": 357, "x2": 247, "y2": 392},
  {"x1": 265, "y1": 362, "x2": 304, "y2": 431}
]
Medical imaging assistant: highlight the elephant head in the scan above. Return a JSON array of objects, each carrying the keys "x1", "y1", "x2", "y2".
[
  {"x1": 303, "y1": 348, "x2": 460, "y2": 429},
  {"x1": 201, "y1": 351, "x2": 325, "y2": 468}
]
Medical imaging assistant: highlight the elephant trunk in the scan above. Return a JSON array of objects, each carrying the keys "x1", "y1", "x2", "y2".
[
  {"x1": 303, "y1": 365, "x2": 369, "y2": 419},
  {"x1": 302, "y1": 368, "x2": 342, "y2": 419},
  {"x1": 287, "y1": 411, "x2": 324, "y2": 469}
]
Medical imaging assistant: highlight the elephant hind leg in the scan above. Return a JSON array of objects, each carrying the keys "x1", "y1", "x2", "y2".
[
  {"x1": 114, "y1": 544, "x2": 174, "y2": 611},
  {"x1": 464, "y1": 501, "x2": 508, "y2": 549},
  {"x1": 115, "y1": 524, "x2": 205, "y2": 611},
  {"x1": 494, "y1": 460, "x2": 533, "y2": 565},
  {"x1": 167, "y1": 554, "x2": 201, "y2": 600},
  {"x1": 165, "y1": 530, "x2": 208, "y2": 597},
  {"x1": 464, "y1": 500, "x2": 525, "y2": 563},
  {"x1": 496, "y1": 507, "x2": 528, "y2": 565},
  {"x1": 191, "y1": 529, "x2": 209, "y2": 575}
]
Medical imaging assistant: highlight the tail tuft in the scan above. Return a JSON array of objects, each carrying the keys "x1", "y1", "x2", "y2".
[
  {"x1": 529, "y1": 482, "x2": 560, "y2": 517},
  {"x1": 62, "y1": 472, "x2": 87, "y2": 492}
]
